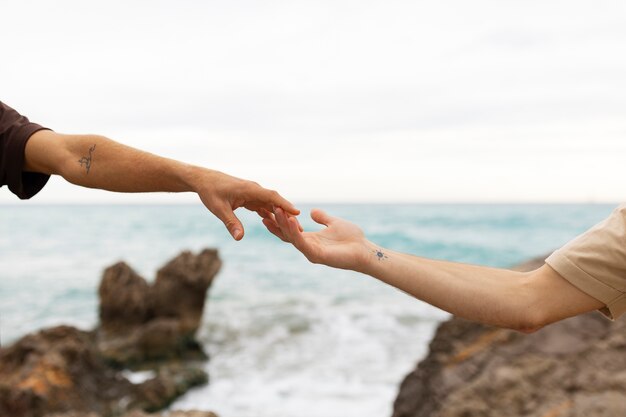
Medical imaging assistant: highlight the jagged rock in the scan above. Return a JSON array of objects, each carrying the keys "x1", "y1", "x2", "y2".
[
  {"x1": 0, "y1": 326, "x2": 129, "y2": 417},
  {"x1": 48, "y1": 410, "x2": 218, "y2": 417},
  {"x1": 0, "y1": 326, "x2": 209, "y2": 417},
  {"x1": 152, "y1": 249, "x2": 222, "y2": 336},
  {"x1": 99, "y1": 262, "x2": 151, "y2": 331},
  {"x1": 131, "y1": 365, "x2": 208, "y2": 412},
  {"x1": 392, "y1": 256, "x2": 626, "y2": 417},
  {"x1": 0, "y1": 326, "x2": 130, "y2": 416},
  {"x1": 168, "y1": 412, "x2": 218, "y2": 417},
  {"x1": 0, "y1": 249, "x2": 220, "y2": 417},
  {"x1": 47, "y1": 413, "x2": 100, "y2": 417},
  {"x1": 96, "y1": 249, "x2": 221, "y2": 367}
]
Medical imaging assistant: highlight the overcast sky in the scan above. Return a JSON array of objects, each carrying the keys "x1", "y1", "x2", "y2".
[{"x1": 2, "y1": 0, "x2": 625, "y2": 204}]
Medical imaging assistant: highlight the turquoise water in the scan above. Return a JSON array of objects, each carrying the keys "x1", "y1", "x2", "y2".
[{"x1": 0, "y1": 203, "x2": 616, "y2": 417}]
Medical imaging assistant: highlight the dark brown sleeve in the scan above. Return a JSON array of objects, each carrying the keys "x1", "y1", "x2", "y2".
[{"x1": 0, "y1": 101, "x2": 51, "y2": 199}]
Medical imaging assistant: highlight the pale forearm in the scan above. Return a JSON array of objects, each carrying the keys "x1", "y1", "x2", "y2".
[
  {"x1": 359, "y1": 242, "x2": 538, "y2": 331},
  {"x1": 270, "y1": 209, "x2": 604, "y2": 331}
]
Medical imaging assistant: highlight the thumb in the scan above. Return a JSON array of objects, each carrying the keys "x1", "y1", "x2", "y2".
[
  {"x1": 310, "y1": 209, "x2": 334, "y2": 226},
  {"x1": 216, "y1": 205, "x2": 244, "y2": 240}
]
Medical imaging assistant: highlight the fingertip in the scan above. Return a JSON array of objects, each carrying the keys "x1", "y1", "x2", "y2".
[
  {"x1": 274, "y1": 207, "x2": 289, "y2": 230},
  {"x1": 262, "y1": 218, "x2": 286, "y2": 241},
  {"x1": 289, "y1": 216, "x2": 304, "y2": 232},
  {"x1": 257, "y1": 208, "x2": 273, "y2": 220},
  {"x1": 310, "y1": 208, "x2": 331, "y2": 226},
  {"x1": 232, "y1": 227, "x2": 244, "y2": 241},
  {"x1": 288, "y1": 216, "x2": 301, "y2": 235},
  {"x1": 262, "y1": 217, "x2": 278, "y2": 229}
]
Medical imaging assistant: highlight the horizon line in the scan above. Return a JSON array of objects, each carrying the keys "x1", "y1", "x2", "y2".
[{"x1": 0, "y1": 201, "x2": 620, "y2": 207}]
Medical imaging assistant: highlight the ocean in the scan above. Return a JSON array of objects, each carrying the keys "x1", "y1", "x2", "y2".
[{"x1": 0, "y1": 203, "x2": 616, "y2": 417}]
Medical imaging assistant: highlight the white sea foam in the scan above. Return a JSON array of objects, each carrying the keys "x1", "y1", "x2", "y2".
[{"x1": 172, "y1": 288, "x2": 445, "y2": 417}]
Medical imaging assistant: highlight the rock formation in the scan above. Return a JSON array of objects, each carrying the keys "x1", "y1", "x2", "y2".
[
  {"x1": 97, "y1": 249, "x2": 221, "y2": 367},
  {"x1": 392, "y1": 256, "x2": 626, "y2": 417},
  {"x1": 48, "y1": 411, "x2": 218, "y2": 417},
  {"x1": 0, "y1": 249, "x2": 221, "y2": 417},
  {"x1": 0, "y1": 326, "x2": 208, "y2": 417}
]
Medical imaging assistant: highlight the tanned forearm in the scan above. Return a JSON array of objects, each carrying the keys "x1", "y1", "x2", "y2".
[
  {"x1": 24, "y1": 130, "x2": 300, "y2": 240},
  {"x1": 25, "y1": 131, "x2": 202, "y2": 193}
]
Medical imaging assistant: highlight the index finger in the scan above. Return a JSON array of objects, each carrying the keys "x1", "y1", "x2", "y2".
[
  {"x1": 275, "y1": 208, "x2": 300, "y2": 242},
  {"x1": 264, "y1": 189, "x2": 300, "y2": 215}
]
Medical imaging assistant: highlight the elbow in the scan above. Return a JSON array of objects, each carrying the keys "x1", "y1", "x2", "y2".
[
  {"x1": 514, "y1": 322, "x2": 544, "y2": 335},
  {"x1": 25, "y1": 131, "x2": 76, "y2": 177},
  {"x1": 507, "y1": 272, "x2": 551, "y2": 334},
  {"x1": 510, "y1": 315, "x2": 546, "y2": 335}
]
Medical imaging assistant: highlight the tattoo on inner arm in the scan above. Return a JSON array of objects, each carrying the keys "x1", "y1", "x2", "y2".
[
  {"x1": 77, "y1": 144, "x2": 96, "y2": 174},
  {"x1": 372, "y1": 248, "x2": 389, "y2": 261}
]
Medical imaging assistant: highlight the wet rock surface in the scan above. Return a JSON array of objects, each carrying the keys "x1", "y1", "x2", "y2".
[
  {"x1": 392, "y1": 256, "x2": 626, "y2": 417},
  {"x1": 0, "y1": 249, "x2": 220, "y2": 417}
]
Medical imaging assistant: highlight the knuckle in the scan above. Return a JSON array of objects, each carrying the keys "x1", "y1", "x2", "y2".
[
  {"x1": 243, "y1": 181, "x2": 261, "y2": 194},
  {"x1": 307, "y1": 255, "x2": 320, "y2": 264},
  {"x1": 268, "y1": 189, "x2": 280, "y2": 199},
  {"x1": 224, "y1": 218, "x2": 238, "y2": 228}
]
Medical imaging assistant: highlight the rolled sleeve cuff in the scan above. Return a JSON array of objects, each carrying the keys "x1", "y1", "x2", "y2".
[
  {"x1": 6, "y1": 124, "x2": 51, "y2": 199},
  {"x1": 546, "y1": 252, "x2": 626, "y2": 320}
]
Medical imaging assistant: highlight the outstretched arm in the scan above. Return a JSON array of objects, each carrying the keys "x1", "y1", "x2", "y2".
[
  {"x1": 266, "y1": 208, "x2": 604, "y2": 333},
  {"x1": 23, "y1": 130, "x2": 299, "y2": 240}
]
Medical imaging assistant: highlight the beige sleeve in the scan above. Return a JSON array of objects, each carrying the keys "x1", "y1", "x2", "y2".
[{"x1": 545, "y1": 204, "x2": 626, "y2": 320}]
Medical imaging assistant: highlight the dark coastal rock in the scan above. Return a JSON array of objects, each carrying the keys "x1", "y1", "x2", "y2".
[
  {"x1": 131, "y1": 365, "x2": 208, "y2": 412},
  {"x1": 152, "y1": 249, "x2": 222, "y2": 336},
  {"x1": 0, "y1": 249, "x2": 220, "y2": 417},
  {"x1": 392, "y1": 256, "x2": 626, "y2": 417},
  {"x1": 96, "y1": 249, "x2": 221, "y2": 367},
  {"x1": 48, "y1": 411, "x2": 218, "y2": 417},
  {"x1": 0, "y1": 326, "x2": 131, "y2": 417},
  {"x1": 0, "y1": 326, "x2": 209, "y2": 417},
  {"x1": 99, "y1": 262, "x2": 151, "y2": 330}
]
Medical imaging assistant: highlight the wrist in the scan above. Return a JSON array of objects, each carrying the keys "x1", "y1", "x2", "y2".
[
  {"x1": 353, "y1": 239, "x2": 381, "y2": 274},
  {"x1": 181, "y1": 165, "x2": 219, "y2": 193}
]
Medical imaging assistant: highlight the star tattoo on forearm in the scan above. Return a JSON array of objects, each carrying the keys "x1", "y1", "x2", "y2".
[{"x1": 372, "y1": 248, "x2": 389, "y2": 261}]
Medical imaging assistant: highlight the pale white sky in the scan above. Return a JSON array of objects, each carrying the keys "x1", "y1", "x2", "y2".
[{"x1": 2, "y1": 0, "x2": 625, "y2": 203}]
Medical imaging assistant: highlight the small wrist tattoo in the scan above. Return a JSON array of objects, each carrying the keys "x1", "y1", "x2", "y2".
[
  {"x1": 78, "y1": 144, "x2": 96, "y2": 174},
  {"x1": 372, "y1": 248, "x2": 389, "y2": 261}
]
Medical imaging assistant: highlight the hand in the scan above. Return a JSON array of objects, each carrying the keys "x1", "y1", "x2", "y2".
[
  {"x1": 192, "y1": 169, "x2": 299, "y2": 240},
  {"x1": 265, "y1": 208, "x2": 369, "y2": 271}
]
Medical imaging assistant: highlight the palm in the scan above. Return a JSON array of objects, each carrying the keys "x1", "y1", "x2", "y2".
[{"x1": 269, "y1": 209, "x2": 367, "y2": 271}]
